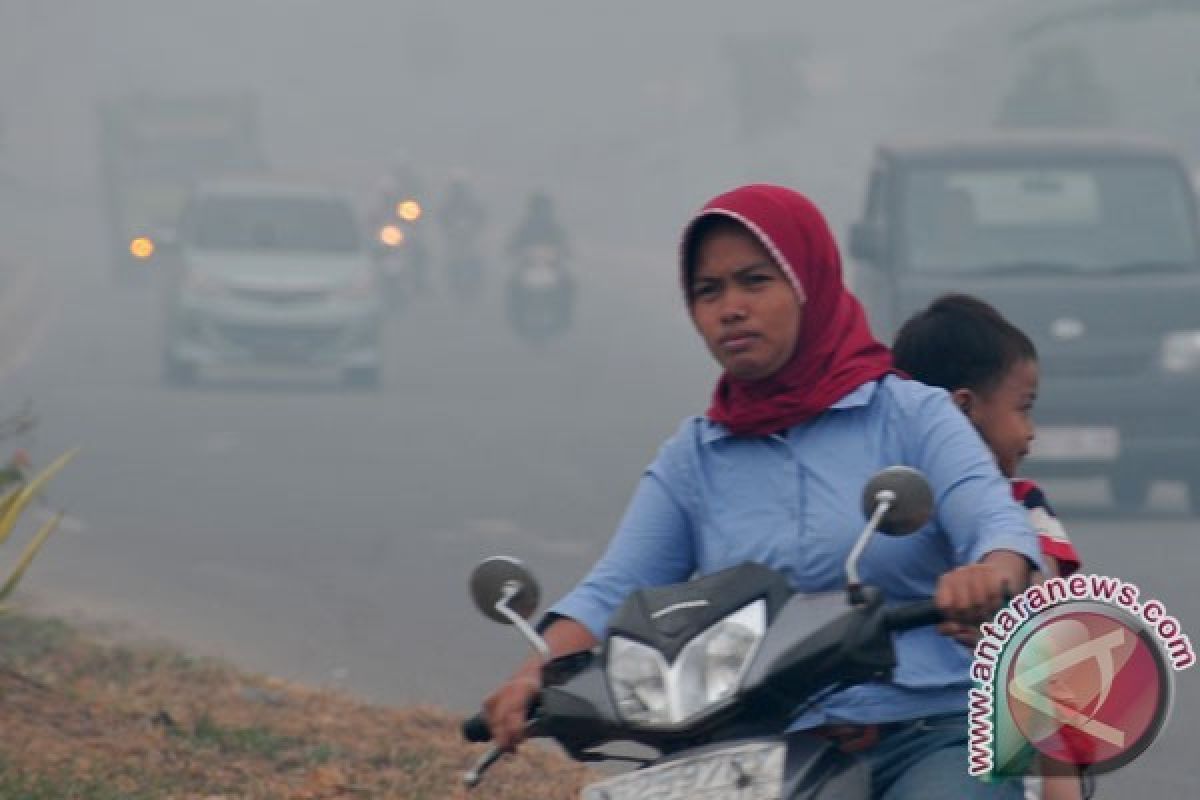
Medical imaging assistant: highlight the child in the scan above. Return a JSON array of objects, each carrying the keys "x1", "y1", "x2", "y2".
[{"x1": 892, "y1": 293, "x2": 1085, "y2": 800}]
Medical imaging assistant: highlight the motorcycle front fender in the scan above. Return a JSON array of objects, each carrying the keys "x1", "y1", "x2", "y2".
[{"x1": 640, "y1": 732, "x2": 870, "y2": 800}]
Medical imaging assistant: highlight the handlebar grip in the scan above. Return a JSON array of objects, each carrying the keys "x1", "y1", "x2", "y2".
[
  {"x1": 462, "y1": 712, "x2": 492, "y2": 743},
  {"x1": 883, "y1": 599, "x2": 943, "y2": 633}
]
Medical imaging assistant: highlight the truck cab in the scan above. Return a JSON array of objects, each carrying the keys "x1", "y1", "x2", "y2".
[
  {"x1": 97, "y1": 92, "x2": 265, "y2": 282},
  {"x1": 848, "y1": 132, "x2": 1200, "y2": 513}
]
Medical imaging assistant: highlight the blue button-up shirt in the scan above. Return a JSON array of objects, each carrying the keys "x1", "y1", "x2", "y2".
[{"x1": 551, "y1": 375, "x2": 1042, "y2": 726}]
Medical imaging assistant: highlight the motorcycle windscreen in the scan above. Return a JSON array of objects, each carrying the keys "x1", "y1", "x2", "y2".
[{"x1": 605, "y1": 562, "x2": 793, "y2": 662}]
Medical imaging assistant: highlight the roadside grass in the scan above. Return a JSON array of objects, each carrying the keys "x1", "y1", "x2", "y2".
[
  {"x1": 0, "y1": 609, "x2": 594, "y2": 799},
  {"x1": 0, "y1": 757, "x2": 158, "y2": 800}
]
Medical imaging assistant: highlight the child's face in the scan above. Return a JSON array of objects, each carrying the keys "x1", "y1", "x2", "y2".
[{"x1": 962, "y1": 358, "x2": 1039, "y2": 479}]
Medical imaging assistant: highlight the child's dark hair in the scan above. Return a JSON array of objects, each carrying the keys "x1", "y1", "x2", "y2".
[{"x1": 892, "y1": 293, "x2": 1037, "y2": 395}]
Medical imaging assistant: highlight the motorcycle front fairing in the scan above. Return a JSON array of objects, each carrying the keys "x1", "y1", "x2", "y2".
[
  {"x1": 737, "y1": 587, "x2": 897, "y2": 719},
  {"x1": 533, "y1": 564, "x2": 901, "y2": 759}
]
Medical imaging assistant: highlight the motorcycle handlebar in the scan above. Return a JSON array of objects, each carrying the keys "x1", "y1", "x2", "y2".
[
  {"x1": 462, "y1": 712, "x2": 491, "y2": 743},
  {"x1": 463, "y1": 691, "x2": 545, "y2": 744},
  {"x1": 882, "y1": 599, "x2": 943, "y2": 633}
]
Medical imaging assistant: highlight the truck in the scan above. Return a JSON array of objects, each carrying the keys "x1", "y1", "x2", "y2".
[
  {"x1": 847, "y1": 131, "x2": 1200, "y2": 514},
  {"x1": 96, "y1": 92, "x2": 266, "y2": 280}
]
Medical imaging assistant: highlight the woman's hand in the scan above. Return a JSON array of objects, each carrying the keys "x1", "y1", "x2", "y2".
[
  {"x1": 935, "y1": 549, "x2": 1032, "y2": 646},
  {"x1": 479, "y1": 617, "x2": 597, "y2": 752},
  {"x1": 934, "y1": 563, "x2": 1010, "y2": 645},
  {"x1": 482, "y1": 670, "x2": 542, "y2": 753}
]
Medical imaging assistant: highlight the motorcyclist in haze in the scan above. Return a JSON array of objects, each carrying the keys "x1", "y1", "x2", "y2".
[
  {"x1": 439, "y1": 171, "x2": 488, "y2": 298},
  {"x1": 506, "y1": 190, "x2": 570, "y2": 259},
  {"x1": 439, "y1": 171, "x2": 487, "y2": 239},
  {"x1": 483, "y1": 184, "x2": 1039, "y2": 799},
  {"x1": 369, "y1": 156, "x2": 431, "y2": 295},
  {"x1": 505, "y1": 190, "x2": 575, "y2": 342}
]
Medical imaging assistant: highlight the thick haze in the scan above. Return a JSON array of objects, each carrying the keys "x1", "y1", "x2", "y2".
[
  {"x1": 1, "y1": 2, "x2": 1198, "y2": 794},
  {"x1": 2, "y1": 2, "x2": 1017, "y2": 239}
]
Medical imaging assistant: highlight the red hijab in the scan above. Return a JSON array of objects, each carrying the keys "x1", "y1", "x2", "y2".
[{"x1": 681, "y1": 184, "x2": 893, "y2": 436}]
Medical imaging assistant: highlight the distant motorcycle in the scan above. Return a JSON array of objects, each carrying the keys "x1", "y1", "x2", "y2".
[
  {"x1": 505, "y1": 244, "x2": 575, "y2": 344},
  {"x1": 443, "y1": 216, "x2": 486, "y2": 301},
  {"x1": 371, "y1": 196, "x2": 430, "y2": 309}
]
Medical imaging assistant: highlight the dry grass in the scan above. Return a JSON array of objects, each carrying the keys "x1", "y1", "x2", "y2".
[{"x1": 0, "y1": 612, "x2": 596, "y2": 799}]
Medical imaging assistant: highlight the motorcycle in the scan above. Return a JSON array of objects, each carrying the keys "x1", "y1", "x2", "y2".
[
  {"x1": 371, "y1": 197, "x2": 430, "y2": 310},
  {"x1": 442, "y1": 216, "x2": 486, "y2": 302},
  {"x1": 505, "y1": 243, "x2": 575, "y2": 344},
  {"x1": 461, "y1": 466, "x2": 946, "y2": 799}
]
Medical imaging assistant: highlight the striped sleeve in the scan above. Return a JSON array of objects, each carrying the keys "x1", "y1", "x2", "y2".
[{"x1": 1012, "y1": 479, "x2": 1081, "y2": 577}]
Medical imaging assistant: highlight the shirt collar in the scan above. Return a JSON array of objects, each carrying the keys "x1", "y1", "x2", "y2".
[{"x1": 700, "y1": 379, "x2": 881, "y2": 444}]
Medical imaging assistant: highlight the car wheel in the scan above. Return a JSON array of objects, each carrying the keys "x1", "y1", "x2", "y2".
[
  {"x1": 1110, "y1": 470, "x2": 1151, "y2": 512},
  {"x1": 162, "y1": 352, "x2": 197, "y2": 388},
  {"x1": 343, "y1": 366, "x2": 381, "y2": 390}
]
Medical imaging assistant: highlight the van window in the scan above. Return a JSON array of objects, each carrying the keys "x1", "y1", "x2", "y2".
[
  {"x1": 899, "y1": 161, "x2": 1200, "y2": 273},
  {"x1": 188, "y1": 194, "x2": 361, "y2": 254}
]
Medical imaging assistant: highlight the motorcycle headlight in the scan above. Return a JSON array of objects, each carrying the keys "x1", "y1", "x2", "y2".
[
  {"x1": 1161, "y1": 331, "x2": 1200, "y2": 373},
  {"x1": 378, "y1": 224, "x2": 405, "y2": 248},
  {"x1": 395, "y1": 199, "x2": 422, "y2": 222},
  {"x1": 607, "y1": 599, "x2": 766, "y2": 728}
]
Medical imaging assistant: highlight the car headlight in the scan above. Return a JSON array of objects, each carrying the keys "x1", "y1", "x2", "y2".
[
  {"x1": 608, "y1": 599, "x2": 766, "y2": 728},
  {"x1": 1161, "y1": 331, "x2": 1200, "y2": 373},
  {"x1": 129, "y1": 236, "x2": 156, "y2": 260}
]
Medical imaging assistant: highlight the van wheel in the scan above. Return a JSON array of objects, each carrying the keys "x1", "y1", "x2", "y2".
[{"x1": 1110, "y1": 471, "x2": 1150, "y2": 512}]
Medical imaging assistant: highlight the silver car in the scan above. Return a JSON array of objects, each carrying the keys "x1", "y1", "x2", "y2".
[{"x1": 162, "y1": 180, "x2": 384, "y2": 388}]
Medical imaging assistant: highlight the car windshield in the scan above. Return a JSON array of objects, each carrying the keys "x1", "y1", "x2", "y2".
[
  {"x1": 188, "y1": 194, "x2": 361, "y2": 253},
  {"x1": 899, "y1": 160, "x2": 1200, "y2": 274}
]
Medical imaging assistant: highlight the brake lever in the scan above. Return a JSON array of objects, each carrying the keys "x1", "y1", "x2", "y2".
[
  {"x1": 463, "y1": 744, "x2": 505, "y2": 789},
  {"x1": 462, "y1": 719, "x2": 539, "y2": 790}
]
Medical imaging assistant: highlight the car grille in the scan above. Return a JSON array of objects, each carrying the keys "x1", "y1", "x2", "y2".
[
  {"x1": 211, "y1": 322, "x2": 346, "y2": 361},
  {"x1": 229, "y1": 286, "x2": 333, "y2": 305}
]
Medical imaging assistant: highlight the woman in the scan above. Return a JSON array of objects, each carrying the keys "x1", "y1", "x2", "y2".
[{"x1": 484, "y1": 184, "x2": 1041, "y2": 799}]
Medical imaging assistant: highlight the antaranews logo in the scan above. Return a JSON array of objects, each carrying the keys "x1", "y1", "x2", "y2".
[{"x1": 968, "y1": 574, "x2": 1195, "y2": 778}]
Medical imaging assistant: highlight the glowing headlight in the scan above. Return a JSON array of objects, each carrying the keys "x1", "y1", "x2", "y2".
[
  {"x1": 129, "y1": 236, "x2": 156, "y2": 260},
  {"x1": 1161, "y1": 331, "x2": 1200, "y2": 373},
  {"x1": 608, "y1": 599, "x2": 766, "y2": 728},
  {"x1": 395, "y1": 199, "x2": 422, "y2": 222},
  {"x1": 378, "y1": 224, "x2": 405, "y2": 247}
]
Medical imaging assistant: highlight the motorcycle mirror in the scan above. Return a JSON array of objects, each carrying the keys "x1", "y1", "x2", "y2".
[
  {"x1": 860, "y1": 466, "x2": 934, "y2": 536},
  {"x1": 469, "y1": 556, "x2": 541, "y2": 625}
]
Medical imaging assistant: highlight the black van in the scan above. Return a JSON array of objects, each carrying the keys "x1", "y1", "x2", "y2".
[{"x1": 848, "y1": 132, "x2": 1200, "y2": 513}]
